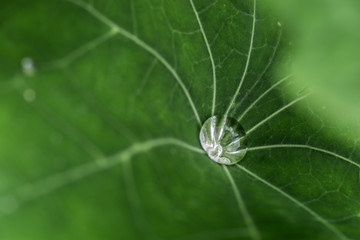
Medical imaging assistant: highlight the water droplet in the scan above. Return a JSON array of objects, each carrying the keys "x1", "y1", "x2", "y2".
[
  {"x1": 23, "y1": 88, "x2": 36, "y2": 102},
  {"x1": 199, "y1": 115, "x2": 247, "y2": 165},
  {"x1": 21, "y1": 57, "x2": 36, "y2": 76}
]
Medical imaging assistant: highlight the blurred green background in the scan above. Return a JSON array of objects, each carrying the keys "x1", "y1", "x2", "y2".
[
  {"x1": 268, "y1": 0, "x2": 360, "y2": 139},
  {"x1": 0, "y1": 0, "x2": 360, "y2": 240}
]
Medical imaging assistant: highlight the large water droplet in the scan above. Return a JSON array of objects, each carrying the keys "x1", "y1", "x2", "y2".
[{"x1": 199, "y1": 115, "x2": 247, "y2": 165}]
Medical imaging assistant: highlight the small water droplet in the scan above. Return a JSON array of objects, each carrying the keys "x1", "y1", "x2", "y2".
[
  {"x1": 21, "y1": 57, "x2": 36, "y2": 76},
  {"x1": 23, "y1": 88, "x2": 36, "y2": 102},
  {"x1": 199, "y1": 115, "x2": 247, "y2": 165}
]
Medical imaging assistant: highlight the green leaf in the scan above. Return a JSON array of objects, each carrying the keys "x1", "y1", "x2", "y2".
[{"x1": 0, "y1": 0, "x2": 359, "y2": 240}]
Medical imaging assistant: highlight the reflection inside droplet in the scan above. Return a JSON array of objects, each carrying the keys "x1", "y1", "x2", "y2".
[{"x1": 199, "y1": 115, "x2": 247, "y2": 165}]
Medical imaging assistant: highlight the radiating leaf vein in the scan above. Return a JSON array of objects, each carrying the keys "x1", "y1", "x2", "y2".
[
  {"x1": 67, "y1": 0, "x2": 202, "y2": 125},
  {"x1": 0, "y1": 138, "x2": 203, "y2": 215},
  {"x1": 223, "y1": 166, "x2": 261, "y2": 240},
  {"x1": 225, "y1": 0, "x2": 257, "y2": 116},
  {"x1": 189, "y1": 0, "x2": 217, "y2": 115},
  {"x1": 236, "y1": 165, "x2": 349, "y2": 240},
  {"x1": 248, "y1": 144, "x2": 360, "y2": 169}
]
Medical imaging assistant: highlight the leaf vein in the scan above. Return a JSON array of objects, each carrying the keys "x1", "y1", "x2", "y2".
[
  {"x1": 246, "y1": 92, "x2": 311, "y2": 135},
  {"x1": 223, "y1": 166, "x2": 261, "y2": 240},
  {"x1": 236, "y1": 165, "x2": 349, "y2": 240},
  {"x1": 232, "y1": 28, "x2": 283, "y2": 113},
  {"x1": 247, "y1": 144, "x2": 360, "y2": 169},
  {"x1": 237, "y1": 74, "x2": 294, "y2": 121},
  {"x1": 0, "y1": 138, "x2": 203, "y2": 215},
  {"x1": 67, "y1": 0, "x2": 202, "y2": 125},
  {"x1": 189, "y1": 0, "x2": 217, "y2": 115},
  {"x1": 225, "y1": 0, "x2": 257, "y2": 116}
]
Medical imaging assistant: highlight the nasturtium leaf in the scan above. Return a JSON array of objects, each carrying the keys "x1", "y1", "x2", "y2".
[{"x1": 0, "y1": 0, "x2": 359, "y2": 240}]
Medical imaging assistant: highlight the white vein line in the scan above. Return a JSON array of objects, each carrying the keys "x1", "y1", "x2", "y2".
[
  {"x1": 247, "y1": 144, "x2": 360, "y2": 169},
  {"x1": 49, "y1": 29, "x2": 118, "y2": 69},
  {"x1": 223, "y1": 166, "x2": 261, "y2": 240},
  {"x1": 67, "y1": 0, "x2": 202, "y2": 126},
  {"x1": 0, "y1": 138, "x2": 204, "y2": 215},
  {"x1": 122, "y1": 160, "x2": 154, "y2": 237},
  {"x1": 247, "y1": 92, "x2": 311, "y2": 135},
  {"x1": 224, "y1": 0, "x2": 257, "y2": 116},
  {"x1": 233, "y1": 28, "x2": 283, "y2": 114},
  {"x1": 236, "y1": 165, "x2": 349, "y2": 240},
  {"x1": 237, "y1": 74, "x2": 294, "y2": 121},
  {"x1": 189, "y1": 0, "x2": 217, "y2": 115},
  {"x1": 67, "y1": 0, "x2": 119, "y2": 29},
  {"x1": 134, "y1": 58, "x2": 158, "y2": 96}
]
